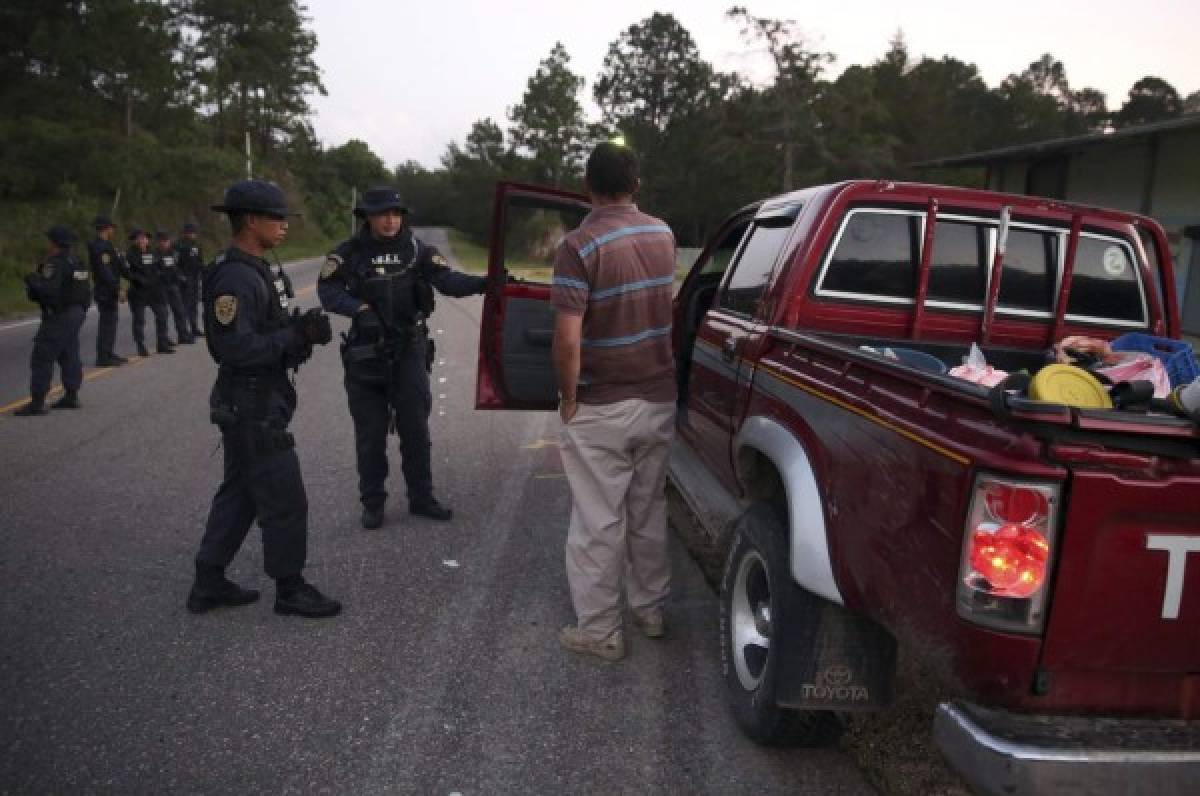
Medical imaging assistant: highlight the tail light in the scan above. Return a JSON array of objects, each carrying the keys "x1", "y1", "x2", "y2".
[{"x1": 957, "y1": 474, "x2": 1061, "y2": 633}]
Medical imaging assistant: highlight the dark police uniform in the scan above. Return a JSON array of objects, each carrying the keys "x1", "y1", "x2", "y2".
[
  {"x1": 124, "y1": 229, "x2": 172, "y2": 355},
  {"x1": 16, "y1": 226, "x2": 91, "y2": 415},
  {"x1": 188, "y1": 178, "x2": 340, "y2": 619},
  {"x1": 87, "y1": 215, "x2": 126, "y2": 366},
  {"x1": 318, "y1": 187, "x2": 487, "y2": 526},
  {"x1": 156, "y1": 231, "x2": 194, "y2": 345},
  {"x1": 174, "y1": 224, "x2": 204, "y2": 338}
]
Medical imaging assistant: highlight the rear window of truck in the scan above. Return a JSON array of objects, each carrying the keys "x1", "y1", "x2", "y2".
[{"x1": 813, "y1": 208, "x2": 1148, "y2": 328}]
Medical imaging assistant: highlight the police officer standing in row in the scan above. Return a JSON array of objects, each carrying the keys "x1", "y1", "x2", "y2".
[
  {"x1": 175, "y1": 222, "x2": 205, "y2": 339},
  {"x1": 15, "y1": 226, "x2": 92, "y2": 416},
  {"x1": 318, "y1": 186, "x2": 487, "y2": 529},
  {"x1": 187, "y1": 179, "x2": 341, "y2": 619},
  {"x1": 124, "y1": 227, "x2": 173, "y2": 356},
  {"x1": 156, "y1": 230, "x2": 194, "y2": 345},
  {"x1": 87, "y1": 215, "x2": 128, "y2": 367}
]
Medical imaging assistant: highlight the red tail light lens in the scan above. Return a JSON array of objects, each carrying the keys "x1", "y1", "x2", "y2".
[
  {"x1": 968, "y1": 523, "x2": 1049, "y2": 598},
  {"x1": 983, "y1": 484, "x2": 1049, "y2": 525},
  {"x1": 957, "y1": 475, "x2": 1061, "y2": 633}
]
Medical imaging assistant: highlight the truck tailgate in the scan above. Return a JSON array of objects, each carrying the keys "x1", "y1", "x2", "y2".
[{"x1": 1042, "y1": 471, "x2": 1200, "y2": 673}]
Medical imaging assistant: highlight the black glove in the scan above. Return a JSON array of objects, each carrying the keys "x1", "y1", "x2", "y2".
[{"x1": 294, "y1": 307, "x2": 332, "y2": 345}]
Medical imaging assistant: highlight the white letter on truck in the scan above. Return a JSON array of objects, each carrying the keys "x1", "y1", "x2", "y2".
[{"x1": 1146, "y1": 534, "x2": 1200, "y2": 620}]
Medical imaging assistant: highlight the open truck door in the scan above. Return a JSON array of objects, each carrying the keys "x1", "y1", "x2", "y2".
[{"x1": 475, "y1": 182, "x2": 591, "y2": 410}]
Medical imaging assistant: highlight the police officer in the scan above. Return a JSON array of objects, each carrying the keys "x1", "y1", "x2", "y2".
[
  {"x1": 187, "y1": 179, "x2": 341, "y2": 619},
  {"x1": 155, "y1": 230, "x2": 194, "y2": 345},
  {"x1": 15, "y1": 226, "x2": 92, "y2": 416},
  {"x1": 87, "y1": 215, "x2": 127, "y2": 366},
  {"x1": 175, "y1": 222, "x2": 205, "y2": 339},
  {"x1": 123, "y1": 227, "x2": 173, "y2": 356},
  {"x1": 318, "y1": 185, "x2": 487, "y2": 529}
]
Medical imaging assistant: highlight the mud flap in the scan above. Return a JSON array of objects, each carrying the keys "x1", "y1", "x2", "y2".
[{"x1": 774, "y1": 595, "x2": 896, "y2": 711}]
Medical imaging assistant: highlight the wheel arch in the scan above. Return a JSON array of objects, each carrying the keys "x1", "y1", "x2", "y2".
[{"x1": 734, "y1": 414, "x2": 843, "y2": 606}]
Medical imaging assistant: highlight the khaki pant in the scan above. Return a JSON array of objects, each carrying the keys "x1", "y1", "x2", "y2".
[{"x1": 560, "y1": 398, "x2": 676, "y2": 640}]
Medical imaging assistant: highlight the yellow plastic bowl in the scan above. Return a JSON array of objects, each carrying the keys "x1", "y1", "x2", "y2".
[{"x1": 1028, "y1": 364, "x2": 1113, "y2": 409}]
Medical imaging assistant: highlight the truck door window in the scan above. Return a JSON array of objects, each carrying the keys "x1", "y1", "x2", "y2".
[
  {"x1": 928, "y1": 220, "x2": 988, "y2": 307},
  {"x1": 997, "y1": 227, "x2": 1057, "y2": 315},
  {"x1": 1065, "y1": 236, "x2": 1147, "y2": 325},
  {"x1": 818, "y1": 210, "x2": 918, "y2": 302},
  {"x1": 718, "y1": 220, "x2": 792, "y2": 317}
]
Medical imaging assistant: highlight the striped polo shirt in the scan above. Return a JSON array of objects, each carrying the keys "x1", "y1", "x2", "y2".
[{"x1": 552, "y1": 203, "x2": 677, "y2": 405}]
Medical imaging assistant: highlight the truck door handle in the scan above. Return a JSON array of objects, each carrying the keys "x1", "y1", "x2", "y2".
[{"x1": 722, "y1": 337, "x2": 738, "y2": 362}]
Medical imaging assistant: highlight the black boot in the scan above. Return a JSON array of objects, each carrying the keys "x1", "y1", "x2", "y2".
[
  {"x1": 112, "y1": 354, "x2": 129, "y2": 365},
  {"x1": 51, "y1": 391, "x2": 80, "y2": 409},
  {"x1": 157, "y1": 345, "x2": 175, "y2": 354},
  {"x1": 361, "y1": 504, "x2": 384, "y2": 530},
  {"x1": 187, "y1": 567, "x2": 260, "y2": 614},
  {"x1": 410, "y1": 497, "x2": 453, "y2": 521},
  {"x1": 274, "y1": 577, "x2": 342, "y2": 618},
  {"x1": 137, "y1": 344, "x2": 149, "y2": 357},
  {"x1": 14, "y1": 399, "x2": 48, "y2": 417}
]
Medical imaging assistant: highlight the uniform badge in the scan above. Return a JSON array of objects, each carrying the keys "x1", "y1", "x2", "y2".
[
  {"x1": 375, "y1": 266, "x2": 387, "y2": 275},
  {"x1": 214, "y1": 294, "x2": 238, "y2": 325},
  {"x1": 432, "y1": 254, "x2": 448, "y2": 266},
  {"x1": 320, "y1": 255, "x2": 341, "y2": 279},
  {"x1": 101, "y1": 253, "x2": 111, "y2": 264}
]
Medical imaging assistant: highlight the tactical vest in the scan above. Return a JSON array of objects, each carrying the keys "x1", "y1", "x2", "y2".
[
  {"x1": 157, "y1": 251, "x2": 180, "y2": 285},
  {"x1": 128, "y1": 249, "x2": 160, "y2": 290},
  {"x1": 343, "y1": 234, "x2": 432, "y2": 330},
  {"x1": 64, "y1": 254, "x2": 92, "y2": 306},
  {"x1": 202, "y1": 251, "x2": 291, "y2": 367}
]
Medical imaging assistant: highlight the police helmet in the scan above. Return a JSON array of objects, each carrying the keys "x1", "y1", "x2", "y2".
[
  {"x1": 211, "y1": 179, "x2": 296, "y2": 218},
  {"x1": 93, "y1": 215, "x2": 114, "y2": 230},
  {"x1": 354, "y1": 186, "x2": 410, "y2": 218},
  {"x1": 127, "y1": 227, "x2": 147, "y2": 241},
  {"x1": 46, "y1": 225, "x2": 77, "y2": 247},
  {"x1": 155, "y1": 230, "x2": 172, "y2": 242},
  {"x1": 181, "y1": 222, "x2": 199, "y2": 233}
]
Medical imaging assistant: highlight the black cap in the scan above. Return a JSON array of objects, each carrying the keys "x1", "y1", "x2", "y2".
[
  {"x1": 211, "y1": 179, "x2": 295, "y2": 217},
  {"x1": 354, "y1": 186, "x2": 409, "y2": 218},
  {"x1": 155, "y1": 230, "x2": 171, "y2": 241},
  {"x1": 181, "y1": 222, "x2": 198, "y2": 233},
  {"x1": 47, "y1": 225, "x2": 77, "y2": 246},
  {"x1": 128, "y1": 227, "x2": 147, "y2": 241},
  {"x1": 94, "y1": 215, "x2": 114, "y2": 230}
]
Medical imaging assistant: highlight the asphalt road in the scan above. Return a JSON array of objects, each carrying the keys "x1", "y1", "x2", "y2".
[{"x1": 0, "y1": 230, "x2": 872, "y2": 794}]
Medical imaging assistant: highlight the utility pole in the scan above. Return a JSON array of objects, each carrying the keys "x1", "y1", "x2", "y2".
[{"x1": 245, "y1": 131, "x2": 253, "y2": 179}]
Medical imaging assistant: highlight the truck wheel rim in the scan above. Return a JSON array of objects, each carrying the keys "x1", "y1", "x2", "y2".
[{"x1": 731, "y1": 549, "x2": 771, "y2": 691}]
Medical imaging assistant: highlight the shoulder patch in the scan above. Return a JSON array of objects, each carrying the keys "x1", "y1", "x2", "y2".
[
  {"x1": 431, "y1": 253, "x2": 448, "y2": 266},
  {"x1": 320, "y1": 254, "x2": 342, "y2": 279},
  {"x1": 214, "y1": 294, "x2": 238, "y2": 325}
]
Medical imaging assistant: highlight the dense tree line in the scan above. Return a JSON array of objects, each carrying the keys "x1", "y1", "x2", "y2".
[
  {"x1": 1, "y1": 2, "x2": 1195, "y2": 301},
  {"x1": 0, "y1": 0, "x2": 389, "y2": 302},
  {"x1": 401, "y1": 9, "x2": 1197, "y2": 246}
]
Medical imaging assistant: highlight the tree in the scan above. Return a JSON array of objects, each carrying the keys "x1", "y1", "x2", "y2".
[
  {"x1": 507, "y1": 43, "x2": 588, "y2": 186},
  {"x1": 593, "y1": 13, "x2": 716, "y2": 137},
  {"x1": 1186, "y1": 90, "x2": 1200, "y2": 115},
  {"x1": 180, "y1": 0, "x2": 325, "y2": 151},
  {"x1": 1114, "y1": 77, "x2": 1183, "y2": 127},
  {"x1": 726, "y1": 6, "x2": 833, "y2": 190}
]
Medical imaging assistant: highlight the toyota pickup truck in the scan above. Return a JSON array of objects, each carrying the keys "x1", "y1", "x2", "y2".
[{"x1": 474, "y1": 180, "x2": 1200, "y2": 795}]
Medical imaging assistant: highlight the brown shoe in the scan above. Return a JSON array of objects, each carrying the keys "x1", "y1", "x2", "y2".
[
  {"x1": 632, "y1": 612, "x2": 665, "y2": 639},
  {"x1": 559, "y1": 625, "x2": 626, "y2": 662}
]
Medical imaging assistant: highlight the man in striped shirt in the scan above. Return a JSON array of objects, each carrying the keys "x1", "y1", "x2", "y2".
[{"x1": 552, "y1": 142, "x2": 677, "y2": 662}]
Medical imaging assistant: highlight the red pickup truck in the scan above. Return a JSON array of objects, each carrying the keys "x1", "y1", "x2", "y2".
[{"x1": 475, "y1": 180, "x2": 1200, "y2": 795}]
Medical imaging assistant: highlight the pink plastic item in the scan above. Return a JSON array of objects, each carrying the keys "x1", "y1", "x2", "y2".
[
  {"x1": 949, "y1": 364, "x2": 1010, "y2": 387},
  {"x1": 1095, "y1": 353, "x2": 1172, "y2": 398}
]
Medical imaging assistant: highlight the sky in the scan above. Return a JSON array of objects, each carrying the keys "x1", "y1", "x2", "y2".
[{"x1": 305, "y1": 0, "x2": 1199, "y2": 170}]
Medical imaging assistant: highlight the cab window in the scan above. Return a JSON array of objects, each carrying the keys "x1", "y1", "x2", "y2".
[{"x1": 718, "y1": 220, "x2": 792, "y2": 317}]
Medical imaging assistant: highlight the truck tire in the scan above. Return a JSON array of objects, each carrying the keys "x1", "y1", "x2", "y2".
[{"x1": 720, "y1": 502, "x2": 841, "y2": 746}]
